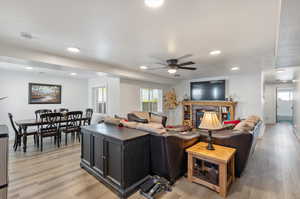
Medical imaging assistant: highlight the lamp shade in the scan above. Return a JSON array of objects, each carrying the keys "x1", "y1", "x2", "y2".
[{"x1": 199, "y1": 112, "x2": 222, "y2": 130}]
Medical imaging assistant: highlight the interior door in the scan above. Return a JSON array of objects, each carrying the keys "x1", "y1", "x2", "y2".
[{"x1": 276, "y1": 88, "x2": 294, "y2": 123}]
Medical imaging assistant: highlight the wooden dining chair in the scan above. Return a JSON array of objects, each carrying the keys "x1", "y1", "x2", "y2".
[
  {"x1": 38, "y1": 112, "x2": 62, "y2": 152},
  {"x1": 85, "y1": 108, "x2": 93, "y2": 125},
  {"x1": 59, "y1": 108, "x2": 69, "y2": 113},
  {"x1": 53, "y1": 108, "x2": 69, "y2": 113},
  {"x1": 8, "y1": 113, "x2": 38, "y2": 151},
  {"x1": 35, "y1": 109, "x2": 52, "y2": 121},
  {"x1": 61, "y1": 111, "x2": 83, "y2": 145}
]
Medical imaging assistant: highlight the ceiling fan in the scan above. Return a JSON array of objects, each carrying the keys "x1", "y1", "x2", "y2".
[{"x1": 146, "y1": 54, "x2": 197, "y2": 74}]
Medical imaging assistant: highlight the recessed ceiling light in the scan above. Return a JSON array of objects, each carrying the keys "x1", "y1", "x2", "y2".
[
  {"x1": 70, "y1": 72, "x2": 77, "y2": 76},
  {"x1": 209, "y1": 50, "x2": 221, "y2": 55},
  {"x1": 168, "y1": 69, "x2": 177, "y2": 74},
  {"x1": 277, "y1": 69, "x2": 285, "y2": 73},
  {"x1": 67, "y1": 47, "x2": 80, "y2": 53},
  {"x1": 293, "y1": 80, "x2": 298, "y2": 83},
  {"x1": 231, "y1": 67, "x2": 240, "y2": 71},
  {"x1": 145, "y1": 0, "x2": 164, "y2": 8},
  {"x1": 25, "y1": 66, "x2": 33, "y2": 70},
  {"x1": 140, "y1": 65, "x2": 148, "y2": 70}
]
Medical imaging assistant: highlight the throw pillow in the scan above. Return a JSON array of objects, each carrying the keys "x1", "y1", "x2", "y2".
[
  {"x1": 246, "y1": 115, "x2": 261, "y2": 123},
  {"x1": 233, "y1": 121, "x2": 253, "y2": 132},
  {"x1": 243, "y1": 121, "x2": 255, "y2": 129},
  {"x1": 223, "y1": 120, "x2": 241, "y2": 125},
  {"x1": 104, "y1": 116, "x2": 121, "y2": 126}
]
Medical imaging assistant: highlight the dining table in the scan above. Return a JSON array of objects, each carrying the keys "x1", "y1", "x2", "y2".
[{"x1": 15, "y1": 116, "x2": 90, "y2": 152}]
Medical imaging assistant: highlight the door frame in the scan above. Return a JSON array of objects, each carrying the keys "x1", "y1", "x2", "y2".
[{"x1": 275, "y1": 87, "x2": 294, "y2": 123}]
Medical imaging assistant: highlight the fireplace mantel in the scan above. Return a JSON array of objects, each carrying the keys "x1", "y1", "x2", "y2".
[{"x1": 181, "y1": 101, "x2": 237, "y2": 128}]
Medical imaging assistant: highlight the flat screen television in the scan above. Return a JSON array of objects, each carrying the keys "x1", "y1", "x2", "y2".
[{"x1": 191, "y1": 80, "x2": 226, "y2": 101}]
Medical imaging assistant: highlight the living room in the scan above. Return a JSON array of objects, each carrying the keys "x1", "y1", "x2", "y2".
[{"x1": 1, "y1": 0, "x2": 300, "y2": 199}]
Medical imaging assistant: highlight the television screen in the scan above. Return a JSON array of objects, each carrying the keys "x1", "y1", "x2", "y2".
[{"x1": 191, "y1": 80, "x2": 225, "y2": 101}]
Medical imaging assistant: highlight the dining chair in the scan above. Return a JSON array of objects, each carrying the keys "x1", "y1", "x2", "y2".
[
  {"x1": 85, "y1": 108, "x2": 93, "y2": 125},
  {"x1": 38, "y1": 112, "x2": 62, "y2": 152},
  {"x1": 61, "y1": 111, "x2": 83, "y2": 145},
  {"x1": 8, "y1": 113, "x2": 38, "y2": 151},
  {"x1": 35, "y1": 109, "x2": 52, "y2": 121},
  {"x1": 53, "y1": 108, "x2": 69, "y2": 113},
  {"x1": 59, "y1": 108, "x2": 69, "y2": 113}
]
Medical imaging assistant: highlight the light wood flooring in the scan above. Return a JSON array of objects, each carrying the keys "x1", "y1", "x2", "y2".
[{"x1": 8, "y1": 123, "x2": 300, "y2": 199}]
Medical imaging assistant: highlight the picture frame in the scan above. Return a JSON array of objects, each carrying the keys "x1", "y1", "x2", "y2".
[{"x1": 28, "y1": 83, "x2": 62, "y2": 104}]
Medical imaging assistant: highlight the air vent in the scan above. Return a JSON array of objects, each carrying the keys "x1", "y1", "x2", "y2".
[{"x1": 20, "y1": 32, "x2": 33, "y2": 39}]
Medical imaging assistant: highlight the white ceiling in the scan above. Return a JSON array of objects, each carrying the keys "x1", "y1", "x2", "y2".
[
  {"x1": 276, "y1": 0, "x2": 300, "y2": 67},
  {"x1": 263, "y1": 67, "x2": 296, "y2": 84},
  {"x1": 0, "y1": 61, "x2": 103, "y2": 79},
  {"x1": 0, "y1": 0, "x2": 280, "y2": 79}
]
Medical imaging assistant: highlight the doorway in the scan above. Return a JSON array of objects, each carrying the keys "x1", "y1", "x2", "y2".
[{"x1": 276, "y1": 88, "x2": 294, "y2": 123}]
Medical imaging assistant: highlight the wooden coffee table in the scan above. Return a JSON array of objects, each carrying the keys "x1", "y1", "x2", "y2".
[{"x1": 186, "y1": 142, "x2": 236, "y2": 197}]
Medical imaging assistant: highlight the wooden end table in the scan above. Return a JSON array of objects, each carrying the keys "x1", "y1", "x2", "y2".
[{"x1": 186, "y1": 142, "x2": 236, "y2": 197}]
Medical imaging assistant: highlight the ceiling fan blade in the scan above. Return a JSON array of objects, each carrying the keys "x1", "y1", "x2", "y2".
[
  {"x1": 176, "y1": 54, "x2": 193, "y2": 60},
  {"x1": 155, "y1": 62, "x2": 168, "y2": 66},
  {"x1": 178, "y1": 61, "x2": 195, "y2": 66},
  {"x1": 178, "y1": 66, "x2": 197, "y2": 70},
  {"x1": 148, "y1": 66, "x2": 169, "y2": 70}
]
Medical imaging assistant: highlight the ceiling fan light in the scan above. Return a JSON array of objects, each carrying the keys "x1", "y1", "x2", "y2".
[
  {"x1": 140, "y1": 65, "x2": 148, "y2": 70},
  {"x1": 145, "y1": 0, "x2": 164, "y2": 8},
  {"x1": 168, "y1": 69, "x2": 177, "y2": 74}
]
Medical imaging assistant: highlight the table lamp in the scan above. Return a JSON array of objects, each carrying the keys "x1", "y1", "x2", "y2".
[{"x1": 199, "y1": 112, "x2": 222, "y2": 150}]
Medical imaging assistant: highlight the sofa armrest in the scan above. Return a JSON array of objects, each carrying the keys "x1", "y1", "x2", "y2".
[{"x1": 199, "y1": 131, "x2": 253, "y2": 177}]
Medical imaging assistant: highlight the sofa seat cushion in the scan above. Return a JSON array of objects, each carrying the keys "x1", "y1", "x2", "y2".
[{"x1": 166, "y1": 125, "x2": 192, "y2": 132}]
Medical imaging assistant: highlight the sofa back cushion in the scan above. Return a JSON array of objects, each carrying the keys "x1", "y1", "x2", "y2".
[
  {"x1": 136, "y1": 123, "x2": 166, "y2": 134},
  {"x1": 121, "y1": 120, "x2": 138, "y2": 129},
  {"x1": 132, "y1": 111, "x2": 150, "y2": 121},
  {"x1": 150, "y1": 114, "x2": 163, "y2": 124}
]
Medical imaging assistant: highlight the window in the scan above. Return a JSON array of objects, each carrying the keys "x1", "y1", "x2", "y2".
[
  {"x1": 140, "y1": 88, "x2": 163, "y2": 112},
  {"x1": 94, "y1": 87, "x2": 107, "y2": 114}
]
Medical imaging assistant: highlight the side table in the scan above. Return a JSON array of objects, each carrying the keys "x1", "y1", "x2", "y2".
[{"x1": 186, "y1": 142, "x2": 236, "y2": 197}]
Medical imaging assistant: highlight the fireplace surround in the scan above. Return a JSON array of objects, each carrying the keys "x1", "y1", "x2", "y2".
[{"x1": 182, "y1": 101, "x2": 237, "y2": 129}]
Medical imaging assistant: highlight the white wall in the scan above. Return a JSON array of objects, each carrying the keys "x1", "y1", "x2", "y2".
[
  {"x1": 0, "y1": 70, "x2": 88, "y2": 138},
  {"x1": 88, "y1": 76, "x2": 120, "y2": 117},
  {"x1": 168, "y1": 73, "x2": 263, "y2": 125},
  {"x1": 263, "y1": 83, "x2": 294, "y2": 124},
  {"x1": 292, "y1": 80, "x2": 300, "y2": 138},
  {"x1": 119, "y1": 79, "x2": 169, "y2": 117},
  {"x1": 88, "y1": 77, "x2": 170, "y2": 118}
]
